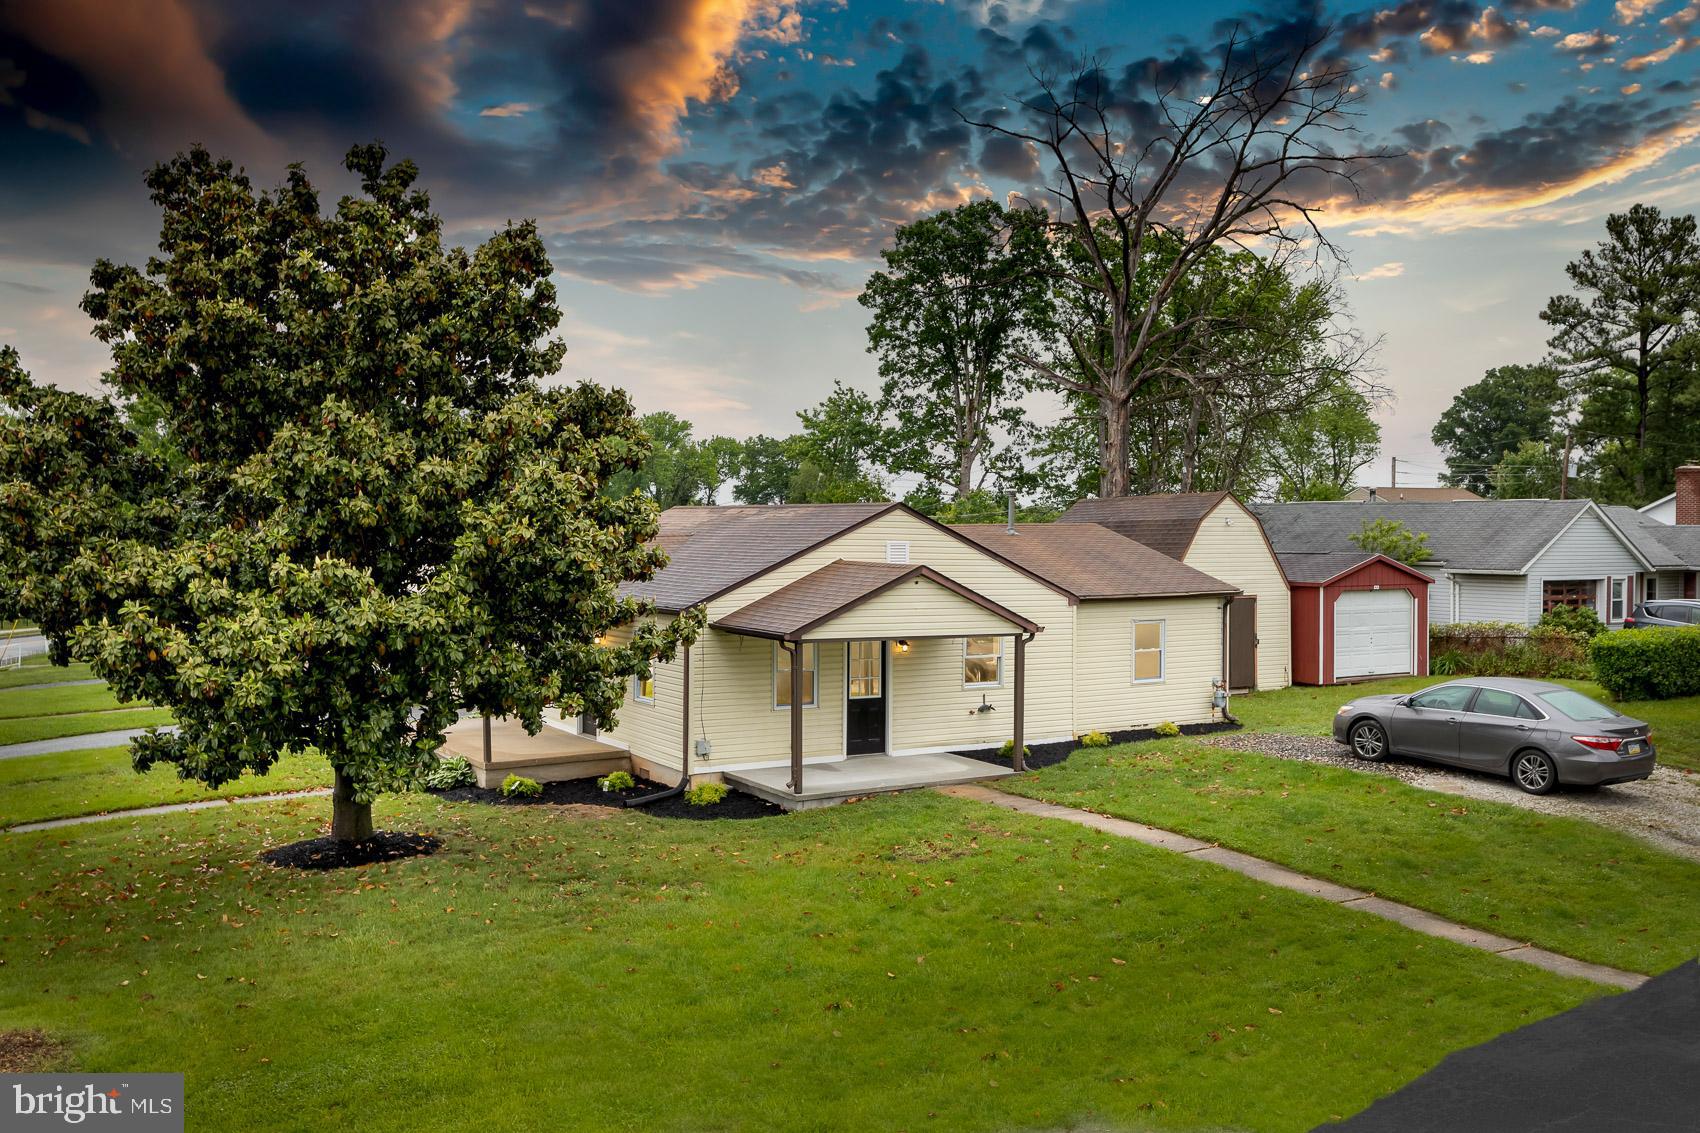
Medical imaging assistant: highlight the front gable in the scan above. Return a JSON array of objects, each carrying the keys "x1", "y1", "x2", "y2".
[{"x1": 1525, "y1": 507, "x2": 1649, "y2": 578}]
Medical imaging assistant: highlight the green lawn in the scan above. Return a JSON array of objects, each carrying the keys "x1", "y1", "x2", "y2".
[
  {"x1": 0, "y1": 790, "x2": 1599, "y2": 1133},
  {"x1": 1002, "y1": 739, "x2": 1700, "y2": 975},
  {"x1": 0, "y1": 746, "x2": 331, "y2": 827},
  {"x1": 0, "y1": 681, "x2": 146, "y2": 719},
  {"x1": 1233, "y1": 675, "x2": 1700, "y2": 772},
  {"x1": 0, "y1": 656, "x2": 95, "y2": 690},
  {"x1": 0, "y1": 707, "x2": 175, "y2": 747}
]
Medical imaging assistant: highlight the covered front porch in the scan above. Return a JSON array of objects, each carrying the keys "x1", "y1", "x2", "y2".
[{"x1": 711, "y1": 558, "x2": 1041, "y2": 809}]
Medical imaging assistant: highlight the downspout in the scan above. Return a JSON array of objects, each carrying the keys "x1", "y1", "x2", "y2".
[{"x1": 626, "y1": 640, "x2": 691, "y2": 807}]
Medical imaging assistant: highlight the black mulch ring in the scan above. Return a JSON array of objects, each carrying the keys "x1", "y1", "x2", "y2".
[
  {"x1": 261, "y1": 831, "x2": 442, "y2": 871},
  {"x1": 959, "y1": 719, "x2": 1242, "y2": 771},
  {"x1": 426, "y1": 776, "x2": 782, "y2": 820}
]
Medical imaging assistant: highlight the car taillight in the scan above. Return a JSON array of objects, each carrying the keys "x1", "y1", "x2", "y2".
[{"x1": 1572, "y1": 735, "x2": 1624, "y2": 752}]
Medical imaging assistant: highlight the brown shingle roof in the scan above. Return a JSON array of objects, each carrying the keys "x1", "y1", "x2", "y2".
[
  {"x1": 1056, "y1": 492, "x2": 1232, "y2": 559},
  {"x1": 714, "y1": 560, "x2": 1040, "y2": 640},
  {"x1": 622, "y1": 503, "x2": 897, "y2": 610},
  {"x1": 952, "y1": 523, "x2": 1239, "y2": 599}
]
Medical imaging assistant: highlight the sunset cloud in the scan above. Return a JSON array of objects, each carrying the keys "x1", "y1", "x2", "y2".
[{"x1": 1359, "y1": 261, "x2": 1406, "y2": 280}]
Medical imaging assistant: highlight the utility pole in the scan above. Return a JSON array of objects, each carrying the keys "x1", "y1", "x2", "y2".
[
  {"x1": 1560, "y1": 430, "x2": 1572, "y2": 500},
  {"x1": 1389, "y1": 455, "x2": 1397, "y2": 489}
]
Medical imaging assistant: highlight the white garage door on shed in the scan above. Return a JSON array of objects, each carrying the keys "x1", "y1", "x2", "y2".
[{"x1": 1334, "y1": 589, "x2": 1414, "y2": 679}]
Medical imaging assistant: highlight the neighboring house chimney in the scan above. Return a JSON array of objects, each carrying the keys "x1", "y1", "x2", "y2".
[
  {"x1": 1677, "y1": 464, "x2": 1700, "y2": 525},
  {"x1": 1366, "y1": 487, "x2": 1378, "y2": 502}
]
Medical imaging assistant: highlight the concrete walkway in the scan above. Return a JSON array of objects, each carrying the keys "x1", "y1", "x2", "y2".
[
  {"x1": 5, "y1": 788, "x2": 331, "y2": 834},
  {"x1": 0, "y1": 724, "x2": 178, "y2": 760},
  {"x1": 941, "y1": 784, "x2": 1647, "y2": 991}
]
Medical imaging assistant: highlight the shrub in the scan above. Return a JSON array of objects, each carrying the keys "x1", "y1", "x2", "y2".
[
  {"x1": 501, "y1": 774, "x2": 542, "y2": 799},
  {"x1": 1428, "y1": 621, "x2": 1591, "y2": 680},
  {"x1": 1078, "y1": 730, "x2": 1110, "y2": 748},
  {"x1": 685, "y1": 781, "x2": 728, "y2": 807},
  {"x1": 1153, "y1": 721, "x2": 1182, "y2": 737},
  {"x1": 423, "y1": 756, "x2": 476, "y2": 790},
  {"x1": 1590, "y1": 626, "x2": 1700, "y2": 700},
  {"x1": 998, "y1": 739, "x2": 1033, "y2": 759},
  {"x1": 598, "y1": 770, "x2": 636, "y2": 792},
  {"x1": 1538, "y1": 604, "x2": 1605, "y2": 639}
]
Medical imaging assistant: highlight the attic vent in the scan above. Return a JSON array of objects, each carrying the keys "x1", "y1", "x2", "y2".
[{"x1": 886, "y1": 541, "x2": 910, "y2": 564}]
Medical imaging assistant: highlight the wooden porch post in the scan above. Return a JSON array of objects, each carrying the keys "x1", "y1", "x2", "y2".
[
  {"x1": 787, "y1": 641, "x2": 804, "y2": 794},
  {"x1": 1012, "y1": 633, "x2": 1027, "y2": 773}
]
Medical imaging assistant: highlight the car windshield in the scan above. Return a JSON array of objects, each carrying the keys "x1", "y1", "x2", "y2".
[{"x1": 1537, "y1": 689, "x2": 1618, "y2": 721}]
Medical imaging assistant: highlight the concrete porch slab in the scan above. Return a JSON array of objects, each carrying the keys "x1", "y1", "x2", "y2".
[{"x1": 726, "y1": 752, "x2": 1013, "y2": 810}]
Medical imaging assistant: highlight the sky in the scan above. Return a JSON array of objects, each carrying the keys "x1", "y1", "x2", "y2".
[{"x1": 2, "y1": 0, "x2": 1698, "y2": 490}]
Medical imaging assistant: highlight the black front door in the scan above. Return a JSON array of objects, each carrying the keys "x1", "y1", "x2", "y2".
[{"x1": 846, "y1": 640, "x2": 886, "y2": 755}]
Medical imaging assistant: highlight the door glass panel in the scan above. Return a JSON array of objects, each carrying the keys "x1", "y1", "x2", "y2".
[
  {"x1": 1409, "y1": 685, "x2": 1475, "y2": 711},
  {"x1": 848, "y1": 641, "x2": 881, "y2": 699},
  {"x1": 1472, "y1": 688, "x2": 1524, "y2": 718}
]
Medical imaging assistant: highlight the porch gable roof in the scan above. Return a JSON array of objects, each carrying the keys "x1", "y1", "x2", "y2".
[{"x1": 712, "y1": 559, "x2": 1042, "y2": 642}]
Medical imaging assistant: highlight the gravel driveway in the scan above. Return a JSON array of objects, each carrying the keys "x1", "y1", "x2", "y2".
[{"x1": 1203, "y1": 731, "x2": 1700, "y2": 863}]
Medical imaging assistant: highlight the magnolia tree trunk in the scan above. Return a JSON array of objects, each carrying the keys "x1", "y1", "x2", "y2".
[{"x1": 331, "y1": 767, "x2": 374, "y2": 843}]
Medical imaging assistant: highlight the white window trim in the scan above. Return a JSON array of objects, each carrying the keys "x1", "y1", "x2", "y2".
[
  {"x1": 773, "y1": 642, "x2": 819, "y2": 710},
  {"x1": 1608, "y1": 576, "x2": 1628, "y2": 623},
  {"x1": 632, "y1": 673, "x2": 655, "y2": 703},
  {"x1": 962, "y1": 636, "x2": 1004, "y2": 689},
  {"x1": 1132, "y1": 619, "x2": 1166, "y2": 684}
]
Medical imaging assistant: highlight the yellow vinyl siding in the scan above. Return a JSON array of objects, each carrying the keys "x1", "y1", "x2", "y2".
[
  {"x1": 688, "y1": 631, "x2": 847, "y2": 767},
  {"x1": 600, "y1": 617, "x2": 683, "y2": 765},
  {"x1": 1071, "y1": 598, "x2": 1222, "y2": 733},
  {"x1": 807, "y1": 577, "x2": 1018, "y2": 640},
  {"x1": 1182, "y1": 497, "x2": 1291, "y2": 690}
]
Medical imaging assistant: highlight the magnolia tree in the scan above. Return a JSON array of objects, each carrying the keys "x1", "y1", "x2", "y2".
[{"x1": 0, "y1": 144, "x2": 698, "y2": 843}]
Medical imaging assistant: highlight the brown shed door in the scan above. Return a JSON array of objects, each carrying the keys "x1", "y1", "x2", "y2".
[{"x1": 1228, "y1": 596, "x2": 1257, "y2": 690}]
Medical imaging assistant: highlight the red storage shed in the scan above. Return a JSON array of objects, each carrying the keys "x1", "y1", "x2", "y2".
[{"x1": 1278, "y1": 552, "x2": 1433, "y2": 686}]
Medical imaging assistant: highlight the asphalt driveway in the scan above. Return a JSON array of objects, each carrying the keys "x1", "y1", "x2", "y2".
[{"x1": 1321, "y1": 960, "x2": 1700, "y2": 1131}]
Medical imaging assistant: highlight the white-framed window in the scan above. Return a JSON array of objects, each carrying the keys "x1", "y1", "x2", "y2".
[
  {"x1": 963, "y1": 636, "x2": 1003, "y2": 687},
  {"x1": 1609, "y1": 576, "x2": 1627, "y2": 623},
  {"x1": 1132, "y1": 619, "x2": 1165, "y2": 683},
  {"x1": 886, "y1": 541, "x2": 910, "y2": 564},
  {"x1": 632, "y1": 673, "x2": 655, "y2": 703},
  {"x1": 774, "y1": 643, "x2": 818, "y2": 709},
  {"x1": 848, "y1": 640, "x2": 882, "y2": 699},
  {"x1": 1645, "y1": 576, "x2": 1658, "y2": 600}
]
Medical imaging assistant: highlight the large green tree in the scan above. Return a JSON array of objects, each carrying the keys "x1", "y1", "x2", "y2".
[
  {"x1": 1263, "y1": 379, "x2": 1381, "y2": 501},
  {"x1": 1542, "y1": 204, "x2": 1700, "y2": 502},
  {"x1": 0, "y1": 144, "x2": 697, "y2": 843},
  {"x1": 859, "y1": 200, "x2": 1051, "y2": 500},
  {"x1": 1430, "y1": 364, "x2": 1566, "y2": 497},
  {"x1": 604, "y1": 411, "x2": 742, "y2": 507}
]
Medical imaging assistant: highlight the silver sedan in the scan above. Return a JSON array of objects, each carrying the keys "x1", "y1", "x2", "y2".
[{"x1": 1332, "y1": 677, "x2": 1656, "y2": 795}]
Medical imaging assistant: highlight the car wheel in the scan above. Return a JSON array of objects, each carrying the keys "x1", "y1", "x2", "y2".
[
  {"x1": 1349, "y1": 720, "x2": 1389, "y2": 762},
  {"x1": 1511, "y1": 750, "x2": 1558, "y2": 795}
]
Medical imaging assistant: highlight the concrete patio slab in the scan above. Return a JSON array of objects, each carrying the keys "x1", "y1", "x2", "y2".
[{"x1": 729, "y1": 752, "x2": 1011, "y2": 809}]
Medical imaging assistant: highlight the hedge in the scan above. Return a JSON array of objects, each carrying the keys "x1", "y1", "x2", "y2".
[
  {"x1": 1589, "y1": 626, "x2": 1700, "y2": 700},
  {"x1": 1429, "y1": 621, "x2": 1590, "y2": 680}
]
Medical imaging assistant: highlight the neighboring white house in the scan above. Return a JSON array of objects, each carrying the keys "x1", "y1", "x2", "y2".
[
  {"x1": 1252, "y1": 500, "x2": 1659, "y2": 628},
  {"x1": 591, "y1": 503, "x2": 1240, "y2": 805},
  {"x1": 1057, "y1": 492, "x2": 1292, "y2": 691},
  {"x1": 1639, "y1": 493, "x2": 1676, "y2": 525}
]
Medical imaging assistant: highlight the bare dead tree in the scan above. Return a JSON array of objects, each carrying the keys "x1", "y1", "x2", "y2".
[{"x1": 963, "y1": 21, "x2": 1390, "y2": 496}]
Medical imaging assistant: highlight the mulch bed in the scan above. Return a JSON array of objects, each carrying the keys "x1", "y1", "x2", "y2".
[
  {"x1": 427, "y1": 776, "x2": 782, "y2": 820},
  {"x1": 0, "y1": 1029, "x2": 67, "y2": 1073},
  {"x1": 959, "y1": 719, "x2": 1242, "y2": 771},
  {"x1": 261, "y1": 831, "x2": 442, "y2": 871}
]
